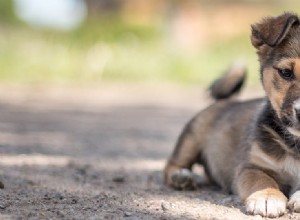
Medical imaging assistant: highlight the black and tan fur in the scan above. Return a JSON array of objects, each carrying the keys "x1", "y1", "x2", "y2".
[{"x1": 164, "y1": 12, "x2": 300, "y2": 218}]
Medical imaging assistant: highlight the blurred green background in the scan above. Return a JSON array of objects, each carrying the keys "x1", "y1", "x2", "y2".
[{"x1": 1, "y1": 0, "x2": 300, "y2": 87}]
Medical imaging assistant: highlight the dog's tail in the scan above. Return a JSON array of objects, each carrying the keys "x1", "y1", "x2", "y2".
[{"x1": 209, "y1": 61, "x2": 246, "y2": 100}]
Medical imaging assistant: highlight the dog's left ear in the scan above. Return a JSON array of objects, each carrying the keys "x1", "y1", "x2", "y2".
[{"x1": 251, "y1": 12, "x2": 299, "y2": 48}]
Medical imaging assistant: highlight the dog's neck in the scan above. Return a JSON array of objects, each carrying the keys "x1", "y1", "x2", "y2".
[{"x1": 257, "y1": 100, "x2": 300, "y2": 155}]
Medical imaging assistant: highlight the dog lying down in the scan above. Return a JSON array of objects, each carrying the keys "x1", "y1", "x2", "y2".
[{"x1": 164, "y1": 12, "x2": 300, "y2": 218}]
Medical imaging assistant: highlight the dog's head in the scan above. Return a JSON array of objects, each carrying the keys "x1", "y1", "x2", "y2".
[{"x1": 252, "y1": 12, "x2": 300, "y2": 130}]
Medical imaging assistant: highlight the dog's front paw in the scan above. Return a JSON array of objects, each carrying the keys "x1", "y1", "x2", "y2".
[
  {"x1": 170, "y1": 169, "x2": 195, "y2": 190},
  {"x1": 245, "y1": 189, "x2": 287, "y2": 218},
  {"x1": 288, "y1": 191, "x2": 300, "y2": 212}
]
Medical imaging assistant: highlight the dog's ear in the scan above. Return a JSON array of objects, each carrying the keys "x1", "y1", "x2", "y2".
[{"x1": 251, "y1": 12, "x2": 299, "y2": 48}]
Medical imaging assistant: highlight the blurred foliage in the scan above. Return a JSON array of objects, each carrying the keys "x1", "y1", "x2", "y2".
[
  {"x1": 0, "y1": 1, "x2": 18, "y2": 23},
  {"x1": 0, "y1": 25, "x2": 258, "y2": 86},
  {"x1": 1, "y1": 0, "x2": 300, "y2": 86}
]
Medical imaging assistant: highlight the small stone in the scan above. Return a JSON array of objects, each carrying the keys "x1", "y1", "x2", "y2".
[
  {"x1": 0, "y1": 204, "x2": 6, "y2": 209},
  {"x1": 124, "y1": 211, "x2": 132, "y2": 217},
  {"x1": 0, "y1": 181, "x2": 4, "y2": 189},
  {"x1": 161, "y1": 201, "x2": 171, "y2": 211}
]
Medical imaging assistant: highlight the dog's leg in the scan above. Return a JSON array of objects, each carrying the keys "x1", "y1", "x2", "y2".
[
  {"x1": 236, "y1": 166, "x2": 287, "y2": 218},
  {"x1": 164, "y1": 124, "x2": 202, "y2": 190}
]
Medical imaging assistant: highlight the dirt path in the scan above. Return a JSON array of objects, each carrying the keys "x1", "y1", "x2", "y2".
[{"x1": 0, "y1": 84, "x2": 298, "y2": 220}]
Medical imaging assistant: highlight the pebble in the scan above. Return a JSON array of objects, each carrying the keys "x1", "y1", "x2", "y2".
[
  {"x1": 161, "y1": 201, "x2": 172, "y2": 211},
  {"x1": 0, "y1": 181, "x2": 4, "y2": 189},
  {"x1": 124, "y1": 211, "x2": 132, "y2": 217}
]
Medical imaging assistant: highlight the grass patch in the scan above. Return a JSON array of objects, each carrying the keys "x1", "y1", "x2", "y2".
[{"x1": 0, "y1": 22, "x2": 261, "y2": 87}]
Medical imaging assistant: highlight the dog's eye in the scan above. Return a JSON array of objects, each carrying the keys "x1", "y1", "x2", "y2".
[{"x1": 278, "y1": 68, "x2": 294, "y2": 80}]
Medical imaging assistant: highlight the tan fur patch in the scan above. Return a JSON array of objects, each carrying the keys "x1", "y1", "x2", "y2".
[
  {"x1": 276, "y1": 58, "x2": 295, "y2": 69},
  {"x1": 262, "y1": 67, "x2": 287, "y2": 116},
  {"x1": 172, "y1": 135, "x2": 200, "y2": 167},
  {"x1": 293, "y1": 59, "x2": 300, "y2": 80},
  {"x1": 236, "y1": 165, "x2": 281, "y2": 201}
]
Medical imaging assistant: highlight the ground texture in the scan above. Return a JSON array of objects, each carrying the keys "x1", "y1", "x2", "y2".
[{"x1": 0, "y1": 84, "x2": 298, "y2": 220}]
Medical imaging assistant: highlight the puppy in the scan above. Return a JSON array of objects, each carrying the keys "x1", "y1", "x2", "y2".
[{"x1": 164, "y1": 12, "x2": 300, "y2": 218}]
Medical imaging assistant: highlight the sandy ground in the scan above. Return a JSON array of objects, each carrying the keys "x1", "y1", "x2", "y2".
[{"x1": 0, "y1": 84, "x2": 299, "y2": 220}]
